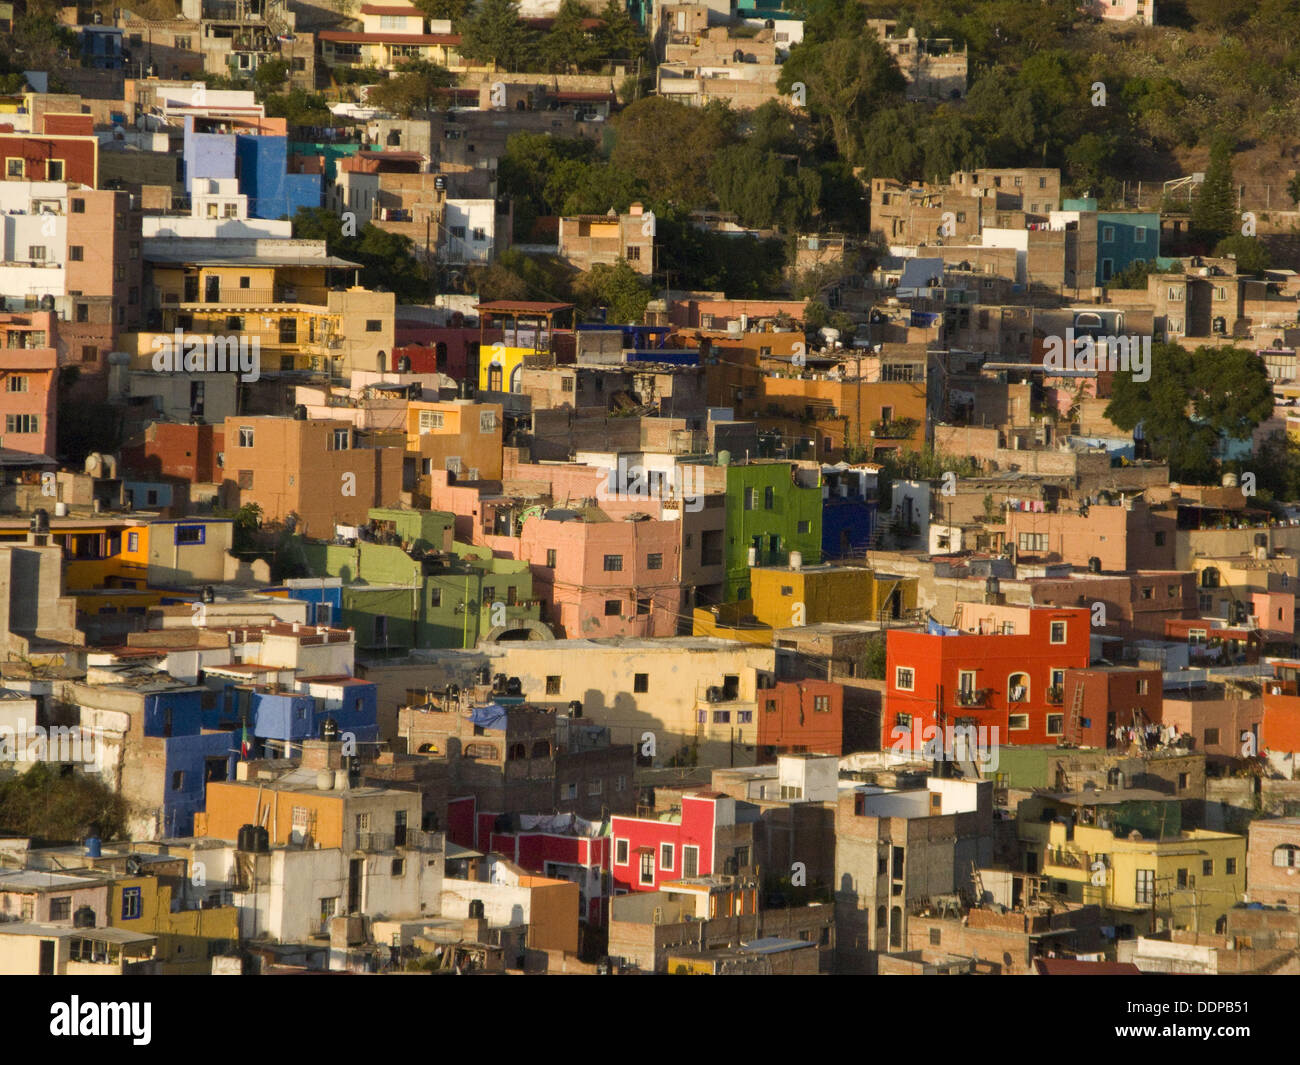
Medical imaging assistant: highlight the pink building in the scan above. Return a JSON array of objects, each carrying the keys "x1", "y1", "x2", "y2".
[
  {"x1": 0, "y1": 312, "x2": 59, "y2": 457},
  {"x1": 1081, "y1": 0, "x2": 1154, "y2": 26},
  {"x1": 520, "y1": 508, "x2": 683, "y2": 638}
]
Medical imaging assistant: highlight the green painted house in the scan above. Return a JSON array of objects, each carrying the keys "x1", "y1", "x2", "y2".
[
  {"x1": 723, "y1": 461, "x2": 823, "y2": 601},
  {"x1": 298, "y1": 508, "x2": 547, "y2": 652}
]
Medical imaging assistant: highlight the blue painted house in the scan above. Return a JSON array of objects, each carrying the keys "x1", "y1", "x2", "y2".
[{"x1": 821, "y1": 463, "x2": 878, "y2": 559}]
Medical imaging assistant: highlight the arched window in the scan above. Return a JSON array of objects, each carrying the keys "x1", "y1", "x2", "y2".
[
  {"x1": 508, "y1": 742, "x2": 526, "y2": 760},
  {"x1": 1201, "y1": 567, "x2": 1220, "y2": 588},
  {"x1": 876, "y1": 905, "x2": 888, "y2": 950},
  {"x1": 464, "y1": 743, "x2": 498, "y2": 760},
  {"x1": 1273, "y1": 844, "x2": 1300, "y2": 868},
  {"x1": 889, "y1": 906, "x2": 903, "y2": 948},
  {"x1": 1008, "y1": 672, "x2": 1029, "y2": 703}
]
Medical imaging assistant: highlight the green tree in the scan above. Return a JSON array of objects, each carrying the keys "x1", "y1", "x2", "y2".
[
  {"x1": 709, "y1": 143, "x2": 819, "y2": 231},
  {"x1": 572, "y1": 261, "x2": 652, "y2": 324},
  {"x1": 291, "y1": 207, "x2": 429, "y2": 301},
  {"x1": 365, "y1": 60, "x2": 453, "y2": 117},
  {"x1": 777, "y1": 34, "x2": 906, "y2": 162},
  {"x1": 802, "y1": 300, "x2": 831, "y2": 332},
  {"x1": 609, "y1": 97, "x2": 736, "y2": 207},
  {"x1": 0, "y1": 761, "x2": 130, "y2": 841},
  {"x1": 595, "y1": 0, "x2": 646, "y2": 63},
  {"x1": 1214, "y1": 234, "x2": 1271, "y2": 276},
  {"x1": 263, "y1": 88, "x2": 333, "y2": 127},
  {"x1": 412, "y1": 0, "x2": 471, "y2": 18},
  {"x1": 252, "y1": 57, "x2": 290, "y2": 99},
  {"x1": 1105, "y1": 343, "x2": 1273, "y2": 482},
  {"x1": 1289, "y1": 173, "x2": 1300, "y2": 207},
  {"x1": 457, "y1": 0, "x2": 539, "y2": 72},
  {"x1": 1191, "y1": 138, "x2": 1237, "y2": 246},
  {"x1": 540, "y1": 0, "x2": 601, "y2": 73}
]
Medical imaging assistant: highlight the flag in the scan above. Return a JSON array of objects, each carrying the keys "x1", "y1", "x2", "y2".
[{"x1": 240, "y1": 723, "x2": 251, "y2": 758}]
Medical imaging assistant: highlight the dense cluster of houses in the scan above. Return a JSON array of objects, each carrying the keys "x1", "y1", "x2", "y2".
[{"x1": 0, "y1": 0, "x2": 1296, "y2": 978}]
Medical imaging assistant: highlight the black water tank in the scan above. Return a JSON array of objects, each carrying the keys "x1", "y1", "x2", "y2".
[
  {"x1": 398, "y1": 356, "x2": 412, "y2": 372},
  {"x1": 74, "y1": 905, "x2": 96, "y2": 928},
  {"x1": 251, "y1": 826, "x2": 269, "y2": 852},
  {"x1": 202, "y1": 585, "x2": 215, "y2": 603},
  {"x1": 237, "y1": 823, "x2": 258, "y2": 852},
  {"x1": 32, "y1": 508, "x2": 49, "y2": 534},
  {"x1": 322, "y1": 717, "x2": 339, "y2": 741},
  {"x1": 468, "y1": 899, "x2": 485, "y2": 918},
  {"x1": 294, "y1": 404, "x2": 308, "y2": 420},
  {"x1": 505, "y1": 676, "x2": 522, "y2": 697},
  {"x1": 1088, "y1": 556, "x2": 1102, "y2": 573},
  {"x1": 569, "y1": 700, "x2": 583, "y2": 719}
]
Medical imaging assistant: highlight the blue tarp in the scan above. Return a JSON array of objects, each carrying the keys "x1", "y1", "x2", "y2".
[
  {"x1": 927, "y1": 616, "x2": 962, "y2": 636},
  {"x1": 470, "y1": 703, "x2": 508, "y2": 731}
]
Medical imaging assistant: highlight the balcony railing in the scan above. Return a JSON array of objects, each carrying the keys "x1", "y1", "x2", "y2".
[
  {"x1": 158, "y1": 286, "x2": 331, "y2": 308},
  {"x1": 954, "y1": 687, "x2": 992, "y2": 708},
  {"x1": 354, "y1": 828, "x2": 434, "y2": 852},
  {"x1": 1046, "y1": 685, "x2": 1065, "y2": 705}
]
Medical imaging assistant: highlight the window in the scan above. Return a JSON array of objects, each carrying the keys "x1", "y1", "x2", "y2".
[
  {"x1": 763, "y1": 485, "x2": 774, "y2": 509},
  {"x1": 1018, "y1": 532, "x2": 1049, "y2": 552},
  {"x1": 546, "y1": 549, "x2": 557, "y2": 568},
  {"x1": 1046, "y1": 714, "x2": 1064, "y2": 735},
  {"x1": 4, "y1": 414, "x2": 38, "y2": 434},
  {"x1": 896, "y1": 712, "x2": 912, "y2": 729},
  {"x1": 1274, "y1": 845, "x2": 1299, "y2": 868},
  {"x1": 738, "y1": 710, "x2": 752, "y2": 723},
  {"x1": 603, "y1": 554, "x2": 623, "y2": 572},
  {"x1": 332, "y1": 427, "x2": 350, "y2": 450},
  {"x1": 6, "y1": 158, "x2": 23, "y2": 178},
  {"x1": 6, "y1": 376, "x2": 27, "y2": 392},
  {"x1": 27, "y1": 245, "x2": 45, "y2": 262},
  {"x1": 238, "y1": 470, "x2": 253, "y2": 490},
  {"x1": 646, "y1": 552, "x2": 663, "y2": 570},
  {"x1": 365, "y1": 320, "x2": 382, "y2": 332},
  {"x1": 1009, "y1": 713, "x2": 1029, "y2": 730},
  {"x1": 1050, "y1": 620, "x2": 1067, "y2": 643},
  {"x1": 682, "y1": 845, "x2": 699, "y2": 878},
  {"x1": 1202, "y1": 859, "x2": 1214, "y2": 877},
  {"x1": 615, "y1": 839, "x2": 629, "y2": 865},
  {"x1": 1226, "y1": 858, "x2": 1237, "y2": 875},
  {"x1": 76, "y1": 303, "x2": 88, "y2": 323},
  {"x1": 127, "y1": 533, "x2": 139, "y2": 552},
  {"x1": 172, "y1": 770, "x2": 185, "y2": 790},
  {"x1": 1102, "y1": 226, "x2": 1115, "y2": 243},
  {"x1": 633, "y1": 673, "x2": 648, "y2": 693},
  {"x1": 1203, "y1": 728, "x2": 1220, "y2": 746},
  {"x1": 1135, "y1": 869, "x2": 1154, "y2": 905},
  {"x1": 743, "y1": 487, "x2": 754, "y2": 510},
  {"x1": 238, "y1": 426, "x2": 255, "y2": 448},
  {"x1": 374, "y1": 615, "x2": 388, "y2": 643},
  {"x1": 69, "y1": 245, "x2": 84, "y2": 261},
  {"x1": 480, "y1": 410, "x2": 496, "y2": 433},
  {"x1": 895, "y1": 667, "x2": 914, "y2": 691},
  {"x1": 49, "y1": 896, "x2": 72, "y2": 921},
  {"x1": 814, "y1": 695, "x2": 830, "y2": 713},
  {"x1": 1168, "y1": 286, "x2": 1184, "y2": 301},
  {"x1": 121, "y1": 887, "x2": 142, "y2": 920},
  {"x1": 929, "y1": 928, "x2": 941, "y2": 946},
  {"x1": 81, "y1": 345, "x2": 97, "y2": 362},
  {"x1": 639, "y1": 850, "x2": 655, "y2": 885},
  {"x1": 659, "y1": 844, "x2": 673, "y2": 871},
  {"x1": 797, "y1": 520, "x2": 810, "y2": 534},
  {"x1": 175, "y1": 525, "x2": 205, "y2": 545},
  {"x1": 713, "y1": 710, "x2": 730, "y2": 724}
]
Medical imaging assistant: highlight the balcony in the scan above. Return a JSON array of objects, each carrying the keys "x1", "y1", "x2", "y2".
[
  {"x1": 158, "y1": 286, "x2": 330, "y2": 308},
  {"x1": 1046, "y1": 685, "x2": 1065, "y2": 705},
  {"x1": 1044, "y1": 845, "x2": 1090, "y2": 872},
  {"x1": 954, "y1": 687, "x2": 992, "y2": 708},
  {"x1": 354, "y1": 828, "x2": 434, "y2": 852}
]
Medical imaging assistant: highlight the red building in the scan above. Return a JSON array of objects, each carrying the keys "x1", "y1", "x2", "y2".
[
  {"x1": 444, "y1": 795, "x2": 612, "y2": 924},
  {"x1": 609, "y1": 792, "x2": 742, "y2": 895},
  {"x1": 0, "y1": 126, "x2": 98, "y2": 185},
  {"x1": 120, "y1": 422, "x2": 224, "y2": 485},
  {"x1": 884, "y1": 604, "x2": 1092, "y2": 748},
  {"x1": 757, "y1": 679, "x2": 844, "y2": 759},
  {"x1": 1061, "y1": 665, "x2": 1163, "y2": 749}
]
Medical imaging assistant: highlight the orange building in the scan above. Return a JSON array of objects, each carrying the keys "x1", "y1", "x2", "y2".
[{"x1": 220, "y1": 415, "x2": 404, "y2": 538}]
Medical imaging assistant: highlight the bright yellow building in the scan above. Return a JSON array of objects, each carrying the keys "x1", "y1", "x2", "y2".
[
  {"x1": 749, "y1": 563, "x2": 917, "y2": 629},
  {"x1": 1019, "y1": 792, "x2": 1246, "y2": 933},
  {"x1": 107, "y1": 877, "x2": 239, "y2": 975}
]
